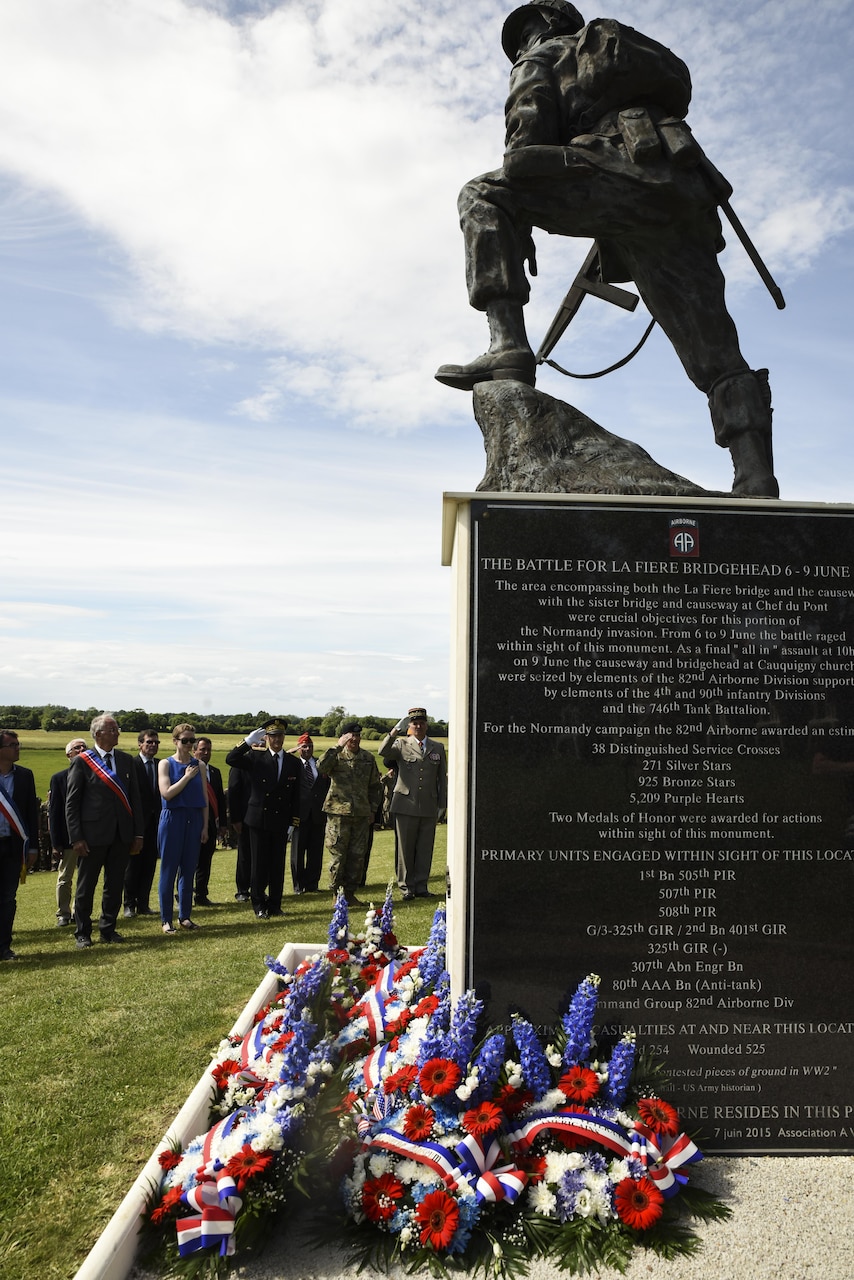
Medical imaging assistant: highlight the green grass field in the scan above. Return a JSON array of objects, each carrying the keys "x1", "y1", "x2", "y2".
[{"x1": 0, "y1": 768, "x2": 447, "y2": 1280}]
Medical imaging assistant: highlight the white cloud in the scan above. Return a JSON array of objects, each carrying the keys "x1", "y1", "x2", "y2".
[{"x1": 0, "y1": 0, "x2": 849, "y2": 430}]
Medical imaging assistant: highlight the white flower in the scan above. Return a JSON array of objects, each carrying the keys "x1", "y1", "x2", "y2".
[
  {"x1": 545, "y1": 1150, "x2": 584, "y2": 1181},
  {"x1": 368, "y1": 1153, "x2": 391, "y2": 1177},
  {"x1": 396, "y1": 1159, "x2": 427, "y2": 1184},
  {"x1": 455, "y1": 1084, "x2": 472, "y2": 1101},
  {"x1": 399, "y1": 1224, "x2": 414, "y2": 1247},
  {"x1": 526, "y1": 1087, "x2": 567, "y2": 1115},
  {"x1": 575, "y1": 1188, "x2": 594, "y2": 1218},
  {"x1": 528, "y1": 1182, "x2": 557, "y2": 1216}
]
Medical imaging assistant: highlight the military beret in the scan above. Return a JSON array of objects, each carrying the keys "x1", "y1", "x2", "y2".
[{"x1": 340, "y1": 719, "x2": 362, "y2": 735}]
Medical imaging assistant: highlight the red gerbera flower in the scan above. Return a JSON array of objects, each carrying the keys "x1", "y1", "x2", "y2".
[
  {"x1": 462, "y1": 1100, "x2": 503, "y2": 1138},
  {"x1": 494, "y1": 1083, "x2": 534, "y2": 1116},
  {"x1": 267, "y1": 1031, "x2": 294, "y2": 1054},
  {"x1": 150, "y1": 1185, "x2": 184, "y2": 1225},
  {"x1": 361, "y1": 962, "x2": 382, "y2": 985},
  {"x1": 419, "y1": 1058, "x2": 462, "y2": 1098},
  {"x1": 223, "y1": 1143, "x2": 274, "y2": 1192},
  {"x1": 404, "y1": 1103, "x2": 435, "y2": 1140},
  {"x1": 412, "y1": 994, "x2": 440, "y2": 1020},
  {"x1": 327, "y1": 947, "x2": 350, "y2": 964},
  {"x1": 362, "y1": 1171, "x2": 404, "y2": 1222},
  {"x1": 383, "y1": 1064, "x2": 418, "y2": 1095},
  {"x1": 637, "y1": 1097, "x2": 680, "y2": 1136},
  {"x1": 211, "y1": 1058, "x2": 241, "y2": 1090},
  {"x1": 157, "y1": 1148, "x2": 182, "y2": 1171},
  {"x1": 558, "y1": 1065, "x2": 600, "y2": 1104},
  {"x1": 385, "y1": 1009, "x2": 413, "y2": 1037},
  {"x1": 614, "y1": 1176, "x2": 664, "y2": 1230},
  {"x1": 416, "y1": 1189, "x2": 460, "y2": 1250},
  {"x1": 518, "y1": 1154, "x2": 547, "y2": 1183}
]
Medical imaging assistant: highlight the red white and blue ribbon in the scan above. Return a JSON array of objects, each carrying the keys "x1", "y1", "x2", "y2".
[
  {"x1": 632, "y1": 1124, "x2": 702, "y2": 1198},
  {"x1": 176, "y1": 1114, "x2": 244, "y2": 1257},
  {"x1": 368, "y1": 1129, "x2": 527, "y2": 1205},
  {"x1": 507, "y1": 1110, "x2": 701, "y2": 1201},
  {"x1": 176, "y1": 1170, "x2": 243, "y2": 1257},
  {"x1": 453, "y1": 1133, "x2": 528, "y2": 1204}
]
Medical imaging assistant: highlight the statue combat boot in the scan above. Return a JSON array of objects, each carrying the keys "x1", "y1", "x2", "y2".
[
  {"x1": 435, "y1": 300, "x2": 536, "y2": 391},
  {"x1": 708, "y1": 368, "x2": 779, "y2": 499}
]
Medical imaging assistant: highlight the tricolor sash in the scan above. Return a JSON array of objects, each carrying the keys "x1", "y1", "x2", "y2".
[
  {"x1": 0, "y1": 788, "x2": 29, "y2": 851},
  {"x1": 78, "y1": 749, "x2": 132, "y2": 815}
]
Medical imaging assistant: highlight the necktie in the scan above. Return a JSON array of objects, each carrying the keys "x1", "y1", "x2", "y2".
[
  {"x1": 105, "y1": 752, "x2": 113, "y2": 772},
  {"x1": 273, "y1": 752, "x2": 280, "y2": 779},
  {"x1": 147, "y1": 757, "x2": 156, "y2": 792}
]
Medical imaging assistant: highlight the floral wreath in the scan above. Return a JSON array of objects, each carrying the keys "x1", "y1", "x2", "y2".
[{"x1": 144, "y1": 890, "x2": 729, "y2": 1277}]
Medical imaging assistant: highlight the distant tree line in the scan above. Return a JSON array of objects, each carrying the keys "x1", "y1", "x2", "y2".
[{"x1": 0, "y1": 704, "x2": 449, "y2": 741}]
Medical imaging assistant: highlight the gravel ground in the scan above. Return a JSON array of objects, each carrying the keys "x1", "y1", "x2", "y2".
[{"x1": 130, "y1": 1155, "x2": 853, "y2": 1280}]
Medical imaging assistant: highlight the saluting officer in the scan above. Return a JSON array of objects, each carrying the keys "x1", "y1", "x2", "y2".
[
  {"x1": 379, "y1": 707, "x2": 447, "y2": 901},
  {"x1": 225, "y1": 719, "x2": 300, "y2": 919}
]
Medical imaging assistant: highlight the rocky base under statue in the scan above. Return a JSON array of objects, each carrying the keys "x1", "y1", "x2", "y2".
[{"x1": 472, "y1": 379, "x2": 738, "y2": 497}]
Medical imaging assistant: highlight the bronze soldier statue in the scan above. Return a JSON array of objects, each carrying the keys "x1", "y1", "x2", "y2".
[{"x1": 436, "y1": 1, "x2": 779, "y2": 498}]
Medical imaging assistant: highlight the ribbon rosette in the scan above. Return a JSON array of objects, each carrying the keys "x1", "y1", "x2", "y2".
[
  {"x1": 454, "y1": 1132, "x2": 528, "y2": 1204},
  {"x1": 632, "y1": 1123, "x2": 702, "y2": 1199},
  {"x1": 176, "y1": 1164, "x2": 243, "y2": 1257}
]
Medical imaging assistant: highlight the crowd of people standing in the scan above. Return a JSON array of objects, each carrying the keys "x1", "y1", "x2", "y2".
[{"x1": 0, "y1": 706, "x2": 447, "y2": 959}]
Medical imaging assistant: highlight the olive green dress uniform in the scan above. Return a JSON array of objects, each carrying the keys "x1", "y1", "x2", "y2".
[
  {"x1": 318, "y1": 746, "x2": 382, "y2": 898},
  {"x1": 378, "y1": 733, "x2": 447, "y2": 897}
]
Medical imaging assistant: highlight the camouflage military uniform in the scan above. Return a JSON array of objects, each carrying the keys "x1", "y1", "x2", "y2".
[{"x1": 318, "y1": 747, "x2": 382, "y2": 898}]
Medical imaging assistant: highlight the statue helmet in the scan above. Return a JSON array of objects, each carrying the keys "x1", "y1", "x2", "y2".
[{"x1": 501, "y1": 1, "x2": 585, "y2": 61}]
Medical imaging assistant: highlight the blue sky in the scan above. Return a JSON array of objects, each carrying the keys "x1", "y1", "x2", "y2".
[{"x1": 1, "y1": 0, "x2": 852, "y2": 721}]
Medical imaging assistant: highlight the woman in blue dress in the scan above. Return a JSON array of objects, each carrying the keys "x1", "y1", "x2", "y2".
[{"x1": 157, "y1": 723, "x2": 208, "y2": 934}]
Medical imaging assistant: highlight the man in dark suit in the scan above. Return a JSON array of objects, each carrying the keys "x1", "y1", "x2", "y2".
[
  {"x1": 225, "y1": 719, "x2": 300, "y2": 918},
  {"x1": 193, "y1": 736, "x2": 227, "y2": 906},
  {"x1": 288, "y1": 734, "x2": 329, "y2": 893},
  {"x1": 0, "y1": 729, "x2": 40, "y2": 961},
  {"x1": 123, "y1": 728, "x2": 161, "y2": 918},
  {"x1": 65, "y1": 713, "x2": 144, "y2": 948},
  {"x1": 48, "y1": 736, "x2": 87, "y2": 926}
]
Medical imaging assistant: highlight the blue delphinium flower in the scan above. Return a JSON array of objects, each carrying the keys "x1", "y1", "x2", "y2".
[
  {"x1": 602, "y1": 1031, "x2": 636, "y2": 1106},
  {"x1": 416, "y1": 975, "x2": 451, "y2": 1067},
  {"x1": 511, "y1": 1014, "x2": 552, "y2": 1100},
  {"x1": 555, "y1": 1168, "x2": 586, "y2": 1222},
  {"x1": 419, "y1": 906, "x2": 447, "y2": 987},
  {"x1": 443, "y1": 990, "x2": 484, "y2": 1069},
  {"x1": 562, "y1": 973, "x2": 600, "y2": 1065},
  {"x1": 379, "y1": 882, "x2": 395, "y2": 944},
  {"x1": 468, "y1": 1033, "x2": 507, "y2": 1104},
  {"x1": 327, "y1": 891, "x2": 350, "y2": 950}
]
